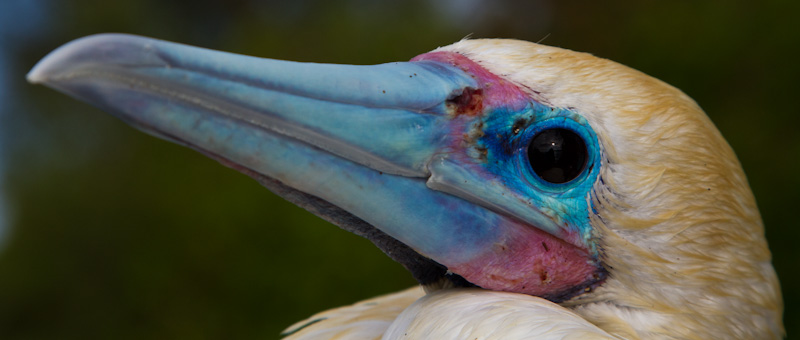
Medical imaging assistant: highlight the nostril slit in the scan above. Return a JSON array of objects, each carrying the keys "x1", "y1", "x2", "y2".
[{"x1": 446, "y1": 87, "x2": 483, "y2": 116}]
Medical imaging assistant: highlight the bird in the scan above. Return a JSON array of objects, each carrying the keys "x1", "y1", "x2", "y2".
[{"x1": 27, "y1": 34, "x2": 783, "y2": 339}]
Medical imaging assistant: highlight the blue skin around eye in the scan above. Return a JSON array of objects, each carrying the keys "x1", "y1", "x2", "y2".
[{"x1": 477, "y1": 102, "x2": 601, "y2": 249}]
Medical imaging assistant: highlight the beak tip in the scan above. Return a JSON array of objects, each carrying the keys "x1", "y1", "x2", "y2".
[
  {"x1": 27, "y1": 57, "x2": 52, "y2": 84},
  {"x1": 27, "y1": 33, "x2": 162, "y2": 86},
  {"x1": 27, "y1": 34, "x2": 97, "y2": 86}
]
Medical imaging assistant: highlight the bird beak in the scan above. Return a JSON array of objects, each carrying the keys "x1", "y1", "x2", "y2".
[{"x1": 28, "y1": 34, "x2": 604, "y2": 300}]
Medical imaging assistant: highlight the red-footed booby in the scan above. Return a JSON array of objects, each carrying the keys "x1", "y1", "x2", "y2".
[{"x1": 28, "y1": 34, "x2": 783, "y2": 339}]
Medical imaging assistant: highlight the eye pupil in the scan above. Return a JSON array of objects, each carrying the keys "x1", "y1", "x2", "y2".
[{"x1": 527, "y1": 128, "x2": 587, "y2": 184}]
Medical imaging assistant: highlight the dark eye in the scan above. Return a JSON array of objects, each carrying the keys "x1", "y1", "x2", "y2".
[{"x1": 527, "y1": 128, "x2": 587, "y2": 184}]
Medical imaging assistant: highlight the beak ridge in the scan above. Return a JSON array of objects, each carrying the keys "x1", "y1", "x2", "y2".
[{"x1": 28, "y1": 33, "x2": 478, "y2": 176}]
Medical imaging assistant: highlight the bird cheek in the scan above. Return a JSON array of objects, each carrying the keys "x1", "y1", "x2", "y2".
[{"x1": 447, "y1": 218, "x2": 605, "y2": 301}]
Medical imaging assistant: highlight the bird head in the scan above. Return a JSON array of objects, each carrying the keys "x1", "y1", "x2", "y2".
[{"x1": 28, "y1": 35, "x2": 782, "y2": 338}]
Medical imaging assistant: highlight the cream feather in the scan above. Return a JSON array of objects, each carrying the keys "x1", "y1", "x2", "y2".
[
  {"x1": 384, "y1": 288, "x2": 618, "y2": 340},
  {"x1": 284, "y1": 287, "x2": 618, "y2": 340},
  {"x1": 283, "y1": 287, "x2": 425, "y2": 340}
]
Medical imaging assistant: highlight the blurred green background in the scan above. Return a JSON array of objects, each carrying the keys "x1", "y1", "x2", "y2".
[{"x1": 1, "y1": 0, "x2": 798, "y2": 338}]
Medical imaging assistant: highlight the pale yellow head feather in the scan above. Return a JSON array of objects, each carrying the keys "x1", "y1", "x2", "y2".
[{"x1": 436, "y1": 39, "x2": 783, "y2": 339}]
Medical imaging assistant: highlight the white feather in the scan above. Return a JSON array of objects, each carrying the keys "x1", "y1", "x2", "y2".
[{"x1": 383, "y1": 288, "x2": 618, "y2": 340}]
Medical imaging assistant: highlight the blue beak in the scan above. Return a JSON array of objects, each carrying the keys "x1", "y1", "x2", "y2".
[{"x1": 29, "y1": 34, "x2": 604, "y2": 301}]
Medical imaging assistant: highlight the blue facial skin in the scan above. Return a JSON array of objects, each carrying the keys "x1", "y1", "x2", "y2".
[{"x1": 467, "y1": 102, "x2": 601, "y2": 251}]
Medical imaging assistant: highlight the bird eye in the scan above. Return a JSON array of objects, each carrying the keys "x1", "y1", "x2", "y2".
[{"x1": 527, "y1": 128, "x2": 587, "y2": 184}]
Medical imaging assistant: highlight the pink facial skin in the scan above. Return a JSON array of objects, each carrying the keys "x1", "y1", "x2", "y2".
[
  {"x1": 449, "y1": 215, "x2": 602, "y2": 300},
  {"x1": 412, "y1": 51, "x2": 530, "y2": 113},
  {"x1": 411, "y1": 51, "x2": 604, "y2": 300}
]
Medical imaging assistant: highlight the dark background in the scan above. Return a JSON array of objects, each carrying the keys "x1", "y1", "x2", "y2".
[{"x1": 1, "y1": 0, "x2": 797, "y2": 338}]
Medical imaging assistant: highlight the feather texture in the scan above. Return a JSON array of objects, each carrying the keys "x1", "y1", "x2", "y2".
[
  {"x1": 283, "y1": 287, "x2": 425, "y2": 340},
  {"x1": 385, "y1": 288, "x2": 617, "y2": 340},
  {"x1": 283, "y1": 287, "x2": 618, "y2": 340}
]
